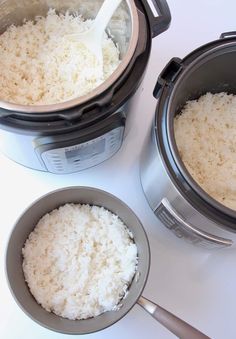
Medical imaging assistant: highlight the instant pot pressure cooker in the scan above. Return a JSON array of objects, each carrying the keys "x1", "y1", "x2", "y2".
[
  {"x1": 141, "y1": 32, "x2": 236, "y2": 249},
  {"x1": 0, "y1": 0, "x2": 170, "y2": 174}
]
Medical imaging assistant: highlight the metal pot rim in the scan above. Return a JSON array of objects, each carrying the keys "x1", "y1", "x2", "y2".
[{"x1": 0, "y1": 0, "x2": 139, "y2": 113}]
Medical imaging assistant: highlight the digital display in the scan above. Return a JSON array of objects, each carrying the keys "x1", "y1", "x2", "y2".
[
  {"x1": 65, "y1": 139, "x2": 105, "y2": 162},
  {"x1": 40, "y1": 126, "x2": 124, "y2": 174}
]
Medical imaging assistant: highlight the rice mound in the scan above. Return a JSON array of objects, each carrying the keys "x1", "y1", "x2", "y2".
[
  {"x1": 0, "y1": 9, "x2": 120, "y2": 105},
  {"x1": 174, "y1": 92, "x2": 236, "y2": 210},
  {"x1": 22, "y1": 203, "x2": 138, "y2": 320}
]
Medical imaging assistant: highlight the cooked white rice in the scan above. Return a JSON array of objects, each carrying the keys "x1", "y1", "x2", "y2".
[
  {"x1": 174, "y1": 92, "x2": 236, "y2": 210},
  {"x1": 22, "y1": 203, "x2": 138, "y2": 320},
  {"x1": 0, "y1": 9, "x2": 120, "y2": 105}
]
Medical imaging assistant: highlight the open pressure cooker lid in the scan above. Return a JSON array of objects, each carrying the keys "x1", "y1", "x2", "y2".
[
  {"x1": 0, "y1": 0, "x2": 171, "y2": 134},
  {"x1": 154, "y1": 32, "x2": 236, "y2": 231}
]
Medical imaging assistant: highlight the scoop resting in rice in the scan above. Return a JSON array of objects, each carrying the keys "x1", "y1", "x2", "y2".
[{"x1": 0, "y1": 9, "x2": 120, "y2": 105}]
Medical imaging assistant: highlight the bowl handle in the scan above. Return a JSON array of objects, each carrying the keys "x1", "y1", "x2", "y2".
[
  {"x1": 138, "y1": 296, "x2": 210, "y2": 339},
  {"x1": 141, "y1": 0, "x2": 171, "y2": 37}
]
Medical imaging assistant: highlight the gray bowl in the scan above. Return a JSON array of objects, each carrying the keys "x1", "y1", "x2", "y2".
[{"x1": 5, "y1": 186, "x2": 150, "y2": 334}]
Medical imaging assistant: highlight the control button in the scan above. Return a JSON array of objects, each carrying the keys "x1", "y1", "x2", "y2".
[{"x1": 174, "y1": 227, "x2": 184, "y2": 238}]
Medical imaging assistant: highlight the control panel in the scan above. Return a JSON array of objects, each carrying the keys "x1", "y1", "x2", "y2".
[{"x1": 39, "y1": 126, "x2": 124, "y2": 174}]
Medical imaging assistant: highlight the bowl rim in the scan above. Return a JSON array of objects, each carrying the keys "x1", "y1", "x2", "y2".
[{"x1": 5, "y1": 186, "x2": 151, "y2": 334}]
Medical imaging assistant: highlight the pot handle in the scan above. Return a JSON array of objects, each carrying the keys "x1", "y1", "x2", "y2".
[
  {"x1": 153, "y1": 57, "x2": 183, "y2": 99},
  {"x1": 141, "y1": 0, "x2": 171, "y2": 37},
  {"x1": 220, "y1": 31, "x2": 236, "y2": 39},
  {"x1": 138, "y1": 296, "x2": 210, "y2": 339}
]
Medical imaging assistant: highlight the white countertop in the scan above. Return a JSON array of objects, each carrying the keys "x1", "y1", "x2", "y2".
[{"x1": 1, "y1": 1, "x2": 236, "y2": 338}]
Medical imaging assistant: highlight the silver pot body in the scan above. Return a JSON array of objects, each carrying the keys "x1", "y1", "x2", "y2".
[
  {"x1": 140, "y1": 34, "x2": 236, "y2": 249},
  {"x1": 0, "y1": 108, "x2": 127, "y2": 173},
  {"x1": 0, "y1": 0, "x2": 138, "y2": 171},
  {"x1": 0, "y1": 0, "x2": 171, "y2": 174},
  {"x1": 0, "y1": 0, "x2": 138, "y2": 172},
  {"x1": 0, "y1": 109, "x2": 126, "y2": 174},
  {"x1": 140, "y1": 125, "x2": 236, "y2": 249}
]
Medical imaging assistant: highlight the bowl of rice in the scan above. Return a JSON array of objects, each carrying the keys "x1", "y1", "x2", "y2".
[{"x1": 5, "y1": 186, "x2": 150, "y2": 334}]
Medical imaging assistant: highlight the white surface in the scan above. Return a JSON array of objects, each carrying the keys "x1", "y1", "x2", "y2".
[{"x1": 1, "y1": 1, "x2": 236, "y2": 338}]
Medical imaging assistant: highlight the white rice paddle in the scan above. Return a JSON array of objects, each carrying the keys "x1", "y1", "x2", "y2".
[{"x1": 68, "y1": 0, "x2": 122, "y2": 66}]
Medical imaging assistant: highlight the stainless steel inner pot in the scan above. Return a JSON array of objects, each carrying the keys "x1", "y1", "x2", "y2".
[
  {"x1": 0, "y1": 0, "x2": 139, "y2": 112},
  {"x1": 5, "y1": 187, "x2": 210, "y2": 338}
]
